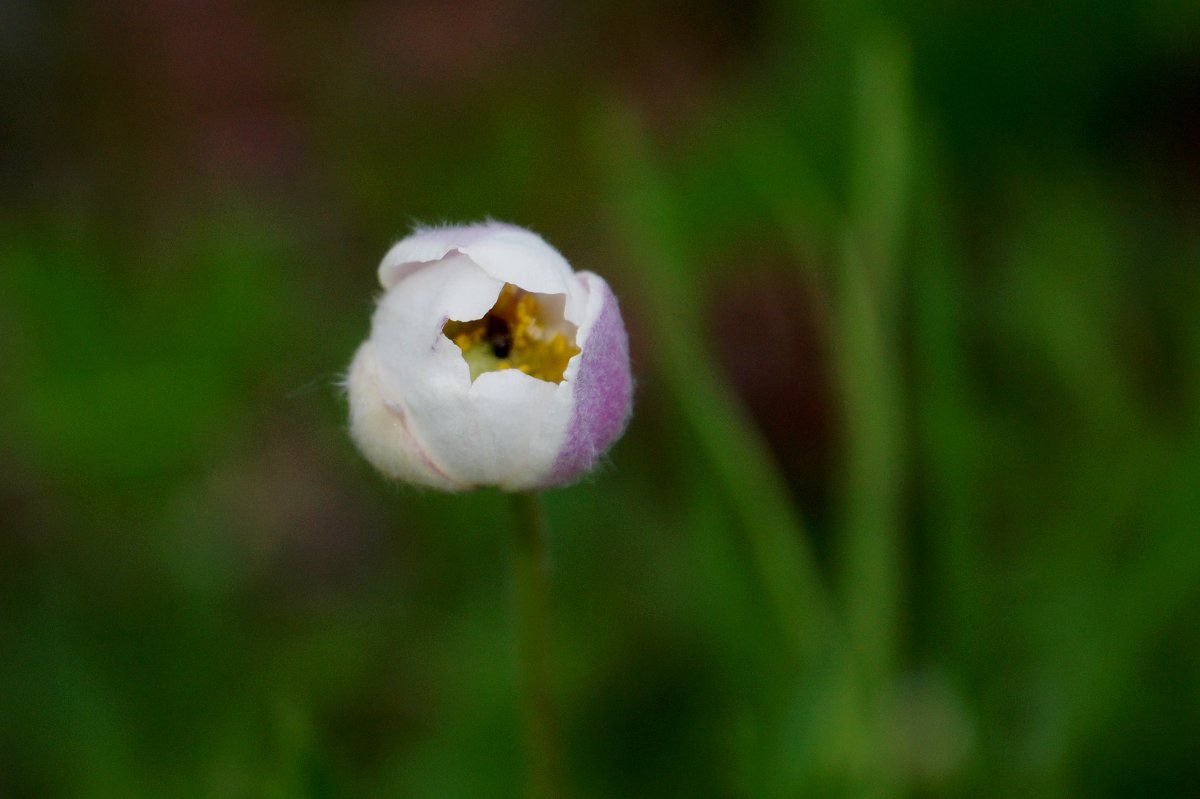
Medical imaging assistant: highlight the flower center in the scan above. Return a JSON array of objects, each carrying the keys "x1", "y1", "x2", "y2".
[{"x1": 443, "y1": 283, "x2": 580, "y2": 383}]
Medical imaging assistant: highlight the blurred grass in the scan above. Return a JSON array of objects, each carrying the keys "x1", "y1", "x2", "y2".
[
  {"x1": 589, "y1": 103, "x2": 834, "y2": 659},
  {"x1": 3, "y1": 0, "x2": 1200, "y2": 797}
]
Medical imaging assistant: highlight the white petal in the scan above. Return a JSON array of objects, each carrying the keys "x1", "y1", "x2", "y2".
[
  {"x1": 346, "y1": 342, "x2": 463, "y2": 489},
  {"x1": 378, "y1": 222, "x2": 587, "y2": 326},
  {"x1": 371, "y1": 252, "x2": 502, "y2": 391},
  {"x1": 377, "y1": 224, "x2": 499, "y2": 289},
  {"x1": 425, "y1": 368, "x2": 574, "y2": 489}
]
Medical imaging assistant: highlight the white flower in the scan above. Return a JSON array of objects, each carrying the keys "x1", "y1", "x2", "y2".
[{"x1": 346, "y1": 222, "x2": 633, "y2": 491}]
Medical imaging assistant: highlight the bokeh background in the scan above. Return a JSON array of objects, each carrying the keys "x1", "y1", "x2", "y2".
[{"x1": 3, "y1": 1, "x2": 1199, "y2": 796}]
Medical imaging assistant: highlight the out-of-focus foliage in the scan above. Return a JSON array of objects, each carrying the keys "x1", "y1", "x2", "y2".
[{"x1": 2, "y1": 1, "x2": 1198, "y2": 796}]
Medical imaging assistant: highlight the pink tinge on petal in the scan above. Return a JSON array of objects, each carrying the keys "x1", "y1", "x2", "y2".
[{"x1": 546, "y1": 276, "x2": 632, "y2": 486}]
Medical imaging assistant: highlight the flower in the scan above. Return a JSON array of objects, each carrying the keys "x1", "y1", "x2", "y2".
[{"x1": 346, "y1": 222, "x2": 633, "y2": 490}]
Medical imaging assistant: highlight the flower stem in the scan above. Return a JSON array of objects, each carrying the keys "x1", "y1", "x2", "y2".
[{"x1": 508, "y1": 492, "x2": 564, "y2": 799}]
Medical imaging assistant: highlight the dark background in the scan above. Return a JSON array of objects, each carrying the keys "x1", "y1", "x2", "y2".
[{"x1": 2, "y1": 1, "x2": 1199, "y2": 796}]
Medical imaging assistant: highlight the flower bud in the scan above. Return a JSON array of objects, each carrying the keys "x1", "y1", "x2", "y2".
[{"x1": 347, "y1": 222, "x2": 633, "y2": 490}]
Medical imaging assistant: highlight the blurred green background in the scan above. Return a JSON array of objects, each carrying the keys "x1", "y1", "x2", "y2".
[{"x1": 2, "y1": 1, "x2": 1199, "y2": 796}]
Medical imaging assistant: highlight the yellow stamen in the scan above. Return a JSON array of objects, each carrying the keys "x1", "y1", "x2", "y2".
[{"x1": 443, "y1": 283, "x2": 580, "y2": 383}]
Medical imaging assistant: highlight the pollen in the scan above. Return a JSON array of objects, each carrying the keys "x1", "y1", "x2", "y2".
[{"x1": 443, "y1": 284, "x2": 581, "y2": 383}]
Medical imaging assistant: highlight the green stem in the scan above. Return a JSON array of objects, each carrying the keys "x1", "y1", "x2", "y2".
[
  {"x1": 836, "y1": 30, "x2": 911, "y2": 797},
  {"x1": 508, "y1": 492, "x2": 564, "y2": 799}
]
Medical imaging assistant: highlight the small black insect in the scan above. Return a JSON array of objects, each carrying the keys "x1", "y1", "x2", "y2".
[{"x1": 487, "y1": 315, "x2": 513, "y2": 359}]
